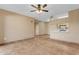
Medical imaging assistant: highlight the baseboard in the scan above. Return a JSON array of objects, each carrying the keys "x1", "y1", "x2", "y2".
[
  {"x1": 0, "y1": 37, "x2": 35, "y2": 46},
  {"x1": 35, "y1": 34, "x2": 49, "y2": 36},
  {"x1": 50, "y1": 38, "x2": 79, "y2": 45},
  {"x1": 0, "y1": 34, "x2": 49, "y2": 46},
  {"x1": 1, "y1": 35, "x2": 79, "y2": 46},
  {"x1": 0, "y1": 34, "x2": 48, "y2": 46}
]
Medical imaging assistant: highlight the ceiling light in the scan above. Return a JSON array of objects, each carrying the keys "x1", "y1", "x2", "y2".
[{"x1": 36, "y1": 10, "x2": 43, "y2": 14}]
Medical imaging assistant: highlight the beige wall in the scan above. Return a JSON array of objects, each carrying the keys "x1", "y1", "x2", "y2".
[
  {"x1": 69, "y1": 9, "x2": 79, "y2": 43},
  {"x1": 0, "y1": 9, "x2": 35, "y2": 43},
  {"x1": 0, "y1": 16, "x2": 4, "y2": 44},
  {"x1": 37, "y1": 21, "x2": 48, "y2": 35},
  {"x1": 4, "y1": 15, "x2": 35, "y2": 42},
  {"x1": 45, "y1": 22, "x2": 49, "y2": 34},
  {"x1": 49, "y1": 9, "x2": 79, "y2": 43},
  {"x1": 35, "y1": 23, "x2": 39, "y2": 35}
]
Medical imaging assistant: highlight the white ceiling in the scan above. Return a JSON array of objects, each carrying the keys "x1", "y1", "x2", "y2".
[{"x1": 0, "y1": 4, "x2": 79, "y2": 21}]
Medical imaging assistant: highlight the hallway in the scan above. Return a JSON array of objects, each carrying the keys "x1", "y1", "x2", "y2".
[{"x1": 0, "y1": 35, "x2": 79, "y2": 55}]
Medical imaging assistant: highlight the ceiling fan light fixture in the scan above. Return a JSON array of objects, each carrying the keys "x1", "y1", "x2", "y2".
[
  {"x1": 36, "y1": 10, "x2": 43, "y2": 14},
  {"x1": 30, "y1": 4, "x2": 48, "y2": 13}
]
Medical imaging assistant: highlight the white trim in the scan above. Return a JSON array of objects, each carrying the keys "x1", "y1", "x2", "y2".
[{"x1": 56, "y1": 15, "x2": 68, "y2": 19}]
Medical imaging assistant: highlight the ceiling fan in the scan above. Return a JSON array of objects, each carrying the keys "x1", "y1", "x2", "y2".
[{"x1": 30, "y1": 4, "x2": 48, "y2": 13}]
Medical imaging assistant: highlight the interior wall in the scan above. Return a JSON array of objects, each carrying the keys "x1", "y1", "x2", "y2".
[
  {"x1": 38, "y1": 22, "x2": 48, "y2": 35},
  {"x1": 4, "y1": 15, "x2": 35, "y2": 42},
  {"x1": 49, "y1": 9, "x2": 79, "y2": 43},
  {"x1": 69, "y1": 9, "x2": 79, "y2": 43},
  {"x1": 35, "y1": 23, "x2": 39, "y2": 35},
  {"x1": 0, "y1": 9, "x2": 37, "y2": 43},
  {"x1": 0, "y1": 16, "x2": 4, "y2": 44},
  {"x1": 0, "y1": 9, "x2": 49, "y2": 43},
  {"x1": 49, "y1": 18, "x2": 70, "y2": 41},
  {"x1": 45, "y1": 22, "x2": 49, "y2": 34}
]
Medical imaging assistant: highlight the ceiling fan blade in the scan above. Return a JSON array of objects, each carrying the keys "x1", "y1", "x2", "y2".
[
  {"x1": 31, "y1": 5, "x2": 38, "y2": 9},
  {"x1": 43, "y1": 4, "x2": 47, "y2": 8},
  {"x1": 30, "y1": 10, "x2": 36, "y2": 12},
  {"x1": 42, "y1": 10, "x2": 48, "y2": 12}
]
